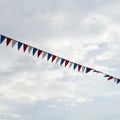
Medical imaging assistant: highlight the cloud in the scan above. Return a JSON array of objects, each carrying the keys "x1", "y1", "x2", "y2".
[
  {"x1": 1, "y1": 0, "x2": 120, "y2": 120},
  {"x1": 0, "y1": 113, "x2": 22, "y2": 120}
]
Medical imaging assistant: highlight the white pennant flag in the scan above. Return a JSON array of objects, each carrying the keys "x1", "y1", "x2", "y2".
[
  {"x1": 28, "y1": 46, "x2": 33, "y2": 53},
  {"x1": 82, "y1": 66, "x2": 85, "y2": 73},
  {"x1": 56, "y1": 57, "x2": 61, "y2": 63},
  {"x1": 69, "y1": 62, "x2": 73, "y2": 68},
  {"x1": 42, "y1": 51, "x2": 47, "y2": 59},
  {"x1": 114, "y1": 78, "x2": 117, "y2": 82},
  {"x1": 12, "y1": 40, "x2": 17, "y2": 48}
]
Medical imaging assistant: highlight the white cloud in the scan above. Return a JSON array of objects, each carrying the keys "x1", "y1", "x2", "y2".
[
  {"x1": 76, "y1": 97, "x2": 93, "y2": 103},
  {"x1": 48, "y1": 104, "x2": 57, "y2": 108},
  {"x1": 0, "y1": 104, "x2": 9, "y2": 112},
  {"x1": 103, "y1": 92, "x2": 120, "y2": 97},
  {"x1": 0, "y1": 0, "x2": 120, "y2": 120},
  {"x1": 0, "y1": 113, "x2": 22, "y2": 120}
]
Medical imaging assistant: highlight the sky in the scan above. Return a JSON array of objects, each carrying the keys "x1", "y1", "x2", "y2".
[{"x1": 0, "y1": 0, "x2": 120, "y2": 120}]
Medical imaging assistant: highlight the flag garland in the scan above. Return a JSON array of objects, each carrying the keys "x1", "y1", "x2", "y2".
[{"x1": 0, "y1": 34, "x2": 119, "y2": 84}]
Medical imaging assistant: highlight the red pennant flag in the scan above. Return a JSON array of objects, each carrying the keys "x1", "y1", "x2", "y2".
[
  {"x1": 37, "y1": 49, "x2": 42, "y2": 57},
  {"x1": 65, "y1": 60, "x2": 69, "y2": 67},
  {"x1": 23, "y1": 44, "x2": 28, "y2": 52},
  {"x1": 78, "y1": 64, "x2": 82, "y2": 71},
  {"x1": 52, "y1": 55, "x2": 56, "y2": 62},
  {"x1": 6, "y1": 37, "x2": 12, "y2": 46},
  {"x1": 108, "y1": 76, "x2": 113, "y2": 80}
]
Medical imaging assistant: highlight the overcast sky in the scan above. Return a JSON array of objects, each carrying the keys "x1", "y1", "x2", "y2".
[{"x1": 0, "y1": 0, "x2": 120, "y2": 120}]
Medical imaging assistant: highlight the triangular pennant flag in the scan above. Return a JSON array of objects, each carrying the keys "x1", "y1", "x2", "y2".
[
  {"x1": 60, "y1": 58, "x2": 65, "y2": 65},
  {"x1": 33, "y1": 48, "x2": 37, "y2": 56},
  {"x1": 52, "y1": 55, "x2": 56, "y2": 62},
  {"x1": 18, "y1": 42, "x2": 23, "y2": 50},
  {"x1": 12, "y1": 40, "x2": 17, "y2": 48},
  {"x1": 93, "y1": 70, "x2": 97, "y2": 72},
  {"x1": 104, "y1": 75, "x2": 110, "y2": 77},
  {"x1": 42, "y1": 51, "x2": 47, "y2": 59},
  {"x1": 82, "y1": 66, "x2": 85, "y2": 73},
  {"x1": 114, "y1": 78, "x2": 117, "y2": 82},
  {"x1": 117, "y1": 79, "x2": 120, "y2": 84},
  {"x1": 65, "y1": 60, "x2": 69, "y2": 67},
  {"x1": 28, "y1": 46, "x2": 33, "y2": 53},
  {"x1": 6, "y1": 37, "x2": 12, "y2": 46},
  {"x1": 93, "y1": 70, "x2": 100, "y2": 73},
  {"x1": 0, "y1": 35, "x2": 6, "y2": 44},
  {"x1": 78, "y1": 64, "x2": 82, "y2": 71},
  {"x1": 108, "y1": 76, "x2": 113, "y2": 80},
  {"x1": 86, "y1": 67, "x2": 92, "y2": 73},
  {"x1": 23, "y1": 44, "x2": 28, "y2": 52},
  {"x1": 47, "y1": 53, "x2": 52, "y2": 61},
  {"x1": 69, "y1": 62, "x2": 73, "y2": 68},
  {"x1": 56, "y1": 57, "x2": 60, "y2": 63},
  {"x1": 73, "y1": 63, "x2": 78, "y2": 70},
  {"x1": 37, "y1": 49, "x2": 42, "y2": 57}
]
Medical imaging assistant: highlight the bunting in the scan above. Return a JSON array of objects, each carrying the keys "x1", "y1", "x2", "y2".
[
  {"x1": 0, "y1": 35, "x2": 6, "y2": 43},
  {"x1": 82, "y1": 66, "x2": 86, "y2": 73},
  {"x1": 23, "y1": 44, "x2": 28, "y2": 52},
  {"x1": 47, "y1": 53, "x2": 52, "y2": 61},
  {"x1": 37, "y1": 49, "x2": 42, "y2": 57},
  {"x1": 52, "y1": 55, "x2": 56, "y2": 62},
  {"x1": 93, "y1": 70, "x2": 100, "y2": 73},
  {"x1": 86, "y1": 68, "x2": 92, "y2": 73},
  {"x1": 0, "y1": 34, "x2": 119, "y2": 84},
  {"x1": 104, "y1": 75, "x2": 110, "y2": 77},
  {"x1": 33, "y1": 48, "x2": 37, "y2": 56},
  {"x1": 28, "y1": 46, "x2": 32, "y2": 53},
  {"x1": 12, "y1": 40, "x2": 17, "y2": 48},
  {"x1": 78, "y1": 64, "x2": 82, "y2": 72},
  {"x1": 74, "y1": 63, "x2": 78, "y2": 70},
  {"x1": 42, "y1": 51, "x2": 47, "y2": 59},
  {"x1": 69, "y1": 62, "x2": 73, "y2": 68},
  {"x1": 108, "y1": 76, "x2": 113, "y2": 80},
  {"x1": 6, "y1": 37, "x2": 12, "y2": 46},
  {"x1": 65, "y1": 60, "x2": 69, "y2": 67},
  {"x1": 60, "y1": 58, "x2": 65, "y2": 65},
  {"x1": 117, "y1": 79, "x2": 120, "y2": 84},
  {"x1": 56, "y1": 57, "x2": 60, "y2": 63},
  {"x1": 18, "y1": 42, "x2": 23, "y2": 50}
]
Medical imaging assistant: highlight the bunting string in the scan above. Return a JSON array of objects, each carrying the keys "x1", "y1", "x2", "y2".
[{"x1": 0, "y1": 34, "x2": 119, "y2": 84}]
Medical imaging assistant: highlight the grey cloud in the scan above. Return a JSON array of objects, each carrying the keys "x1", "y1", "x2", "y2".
[
  {"x1": 1, "y1": 96, "x2": 120, "y2": 120},
  {"x1": 1, "y1": 0, "x2": 120, "y2": 120},
  {"x1": 1, "y1": 0, "x2": 119, "y2": 40}
]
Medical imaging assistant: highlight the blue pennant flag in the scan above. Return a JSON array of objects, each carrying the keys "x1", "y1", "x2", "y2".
[
  {"x1": 117, "y1": 79, "x2": 120, "y2": 84},
  {"x1": 18, "y1": 42, "x2": 23, "y2": 50},
  {"x1": 86, "y1": 68, "x2": 92, "y2": 73},
  {"x1": 0, "y1": 35, "x2": 6, "y2": 44},
  {"x1": 74, "y1": 63, "x2": 78, "y2": 69},
  {"x1": 47, "y1": 53, "x2": 52, "y2": 61},
  {"x1": 104, "y1": 75, "x2": 110, "y2": 77},
  {"x1": 93, "y1": 70, "x2": 102, "y2": 73},
  {"x1": 60, "y1": 58, "x2": 65, "y2": 65},
  {"x1": 93, "y1": 70, "x2": 98, "y2": 73},
  {"x1": 33, "y1": 48, "x2": 37, "y2": 56}
]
